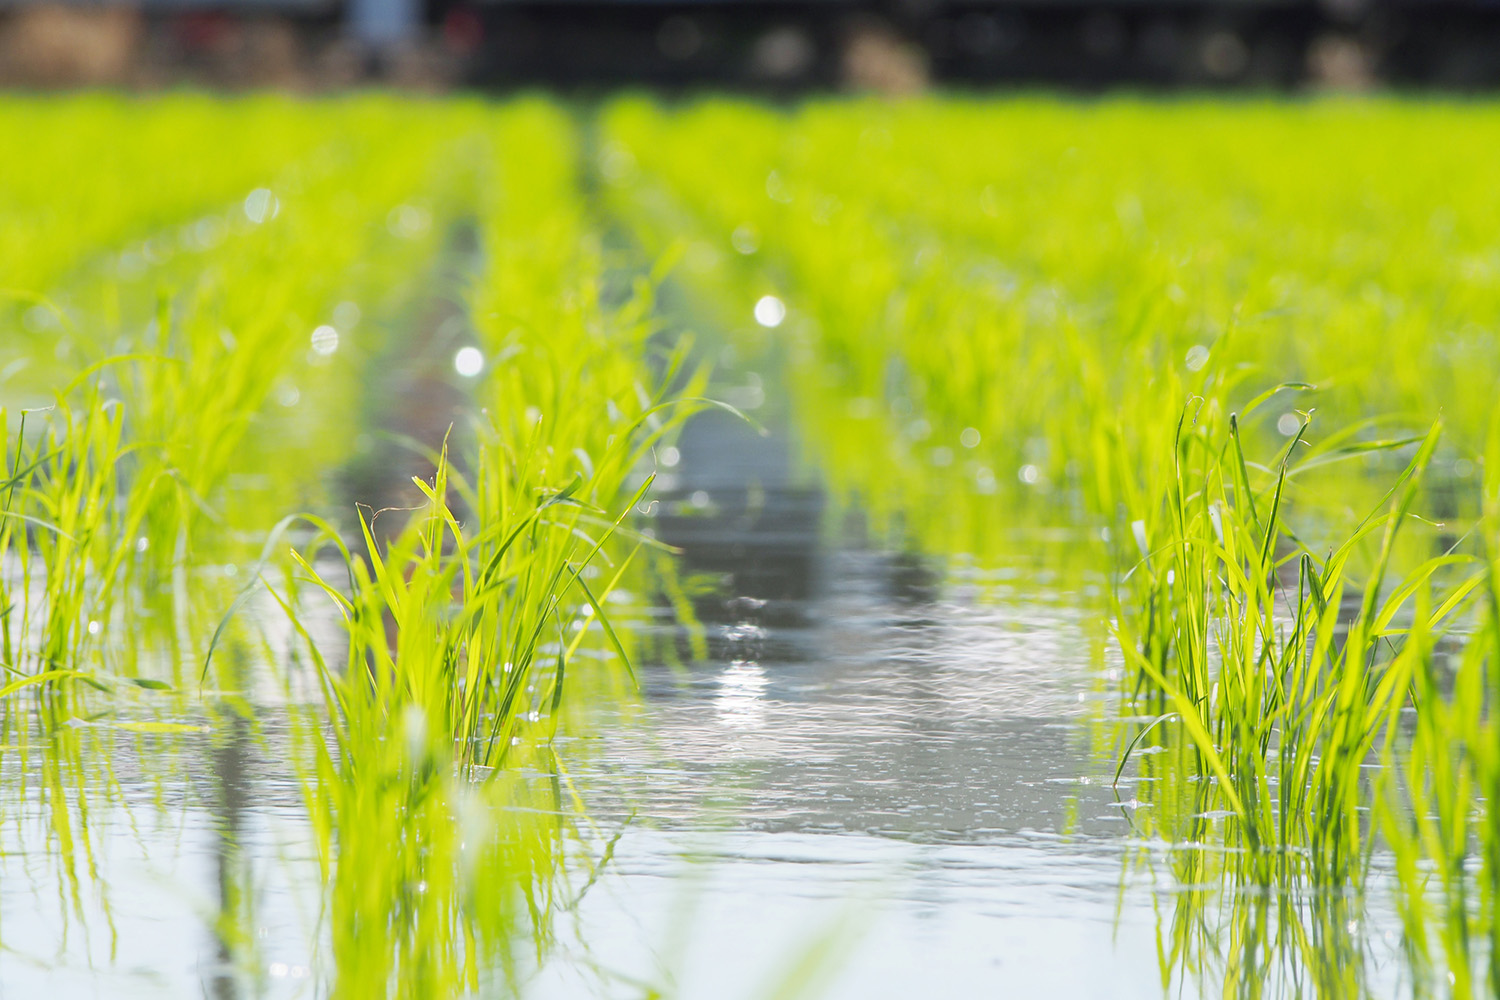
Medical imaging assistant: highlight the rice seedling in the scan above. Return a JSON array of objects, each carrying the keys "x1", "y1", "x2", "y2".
[
  {"x1": 1102, "y1": 413, "x2": 1460, "y2": 993},
  {"x1": 1367, "y1": 419, "x2": 1500, "y2": 998}
]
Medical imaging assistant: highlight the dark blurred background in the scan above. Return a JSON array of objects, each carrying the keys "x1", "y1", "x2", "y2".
[{"x1": 1, "y1": 0, "x2": 1496, "y2": 90}]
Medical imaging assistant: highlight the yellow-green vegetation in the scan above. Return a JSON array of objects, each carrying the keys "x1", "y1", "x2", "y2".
[
  {"x1": 1, "y1": 95, "x2": 331, "y2": 301},
  {"x1": 603, "y1": 96, "x2": 1500, "y2": 996}
]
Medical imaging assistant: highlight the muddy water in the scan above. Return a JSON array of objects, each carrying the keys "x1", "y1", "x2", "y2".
[{"x1": 0, "y1": 345, "x2": 1415, "y2": 997}]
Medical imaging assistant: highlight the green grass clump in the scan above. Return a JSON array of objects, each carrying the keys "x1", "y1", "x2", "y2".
[
  {"x1": 0, "y1": 391, "x2": 133, "y2": 697},
  {"x1": 1115, "y1": 408, "x2": 1461, "y2": 865}
]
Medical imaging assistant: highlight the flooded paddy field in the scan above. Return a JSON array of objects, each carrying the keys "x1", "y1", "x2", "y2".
[{"x1": 3, "y1": 94, "x2": 1500, "y2": 998}]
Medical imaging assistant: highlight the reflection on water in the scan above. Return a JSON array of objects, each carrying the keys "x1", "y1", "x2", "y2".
[
  {"x1": 714, "y1": 660, "x2": 768, "y2": 730},
  {"x1": 206, "y1": 706, "x2": 254, "y2": 1000},
  {"x1": 0, "y1": 719, "x2": 320, "y2": 997}
]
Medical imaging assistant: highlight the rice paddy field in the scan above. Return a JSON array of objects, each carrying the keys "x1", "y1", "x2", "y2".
[{"x1": 5, "y1": 92, "x2": 1500, "y2": 998}]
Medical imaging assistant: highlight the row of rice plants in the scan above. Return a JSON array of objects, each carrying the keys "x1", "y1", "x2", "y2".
[{"x1": 262, "y1": 102, "x2": 707, "y2": 994}]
